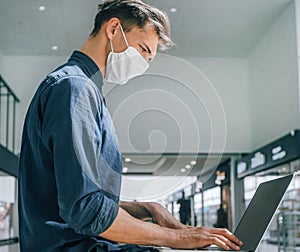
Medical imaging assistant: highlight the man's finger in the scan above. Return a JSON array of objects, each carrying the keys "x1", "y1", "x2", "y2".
[
  {"x1": 206, "y1": 236, "x2": 231, "y2": 251},
  {"x1": 210, "y1": 234, "x2": 240, "y2": 251},
  {"x1": 211, "y1": 228, "x2": 243, "y2": 246}
]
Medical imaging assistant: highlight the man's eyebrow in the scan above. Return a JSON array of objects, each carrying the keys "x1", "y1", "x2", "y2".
[{"x1": 143, "y1": 43, "x2": 152, "y2": 55}]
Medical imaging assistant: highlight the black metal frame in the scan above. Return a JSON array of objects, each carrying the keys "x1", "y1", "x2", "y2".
[
  {"x1": 0, "y1": 237, "x2": 19, "y2": 247},
  {"x1": 0, "y1": 75, "x2": 19, "y2": 154}
]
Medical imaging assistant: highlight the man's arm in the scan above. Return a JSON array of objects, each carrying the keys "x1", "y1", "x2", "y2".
[
  {"x1": 120, "y1": 201, "x2": 187, "y2": 229},
  {"x1": 42, "y1": 78, "x2": 119, "y2": 235},
  {"x1": 100, "y1": 207, "x2": 243, "y2": 250}
]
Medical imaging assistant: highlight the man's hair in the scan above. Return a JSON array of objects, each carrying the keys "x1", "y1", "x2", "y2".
[{"x1": 90, "y1": 0, "x2": 174, "y2": 50}]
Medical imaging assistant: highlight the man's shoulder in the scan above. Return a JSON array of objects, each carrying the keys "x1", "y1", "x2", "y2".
[
  {"x1": 40, "y1": 63, "x2": 99, "y2": 97},
  {"x1": 46, "y1": 63, "x2": 89, "y2": 86}
]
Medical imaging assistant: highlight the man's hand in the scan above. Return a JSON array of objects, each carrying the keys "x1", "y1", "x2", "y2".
[
  {"x1": 120, "y1": 201, "x2": 187, "y2": 229},
  {"x1": 100, "y1": 207, "x2": 243, "y2": 250},
  {"x1": 171, "y1": 226, "x2": 243, "y2": 250}
]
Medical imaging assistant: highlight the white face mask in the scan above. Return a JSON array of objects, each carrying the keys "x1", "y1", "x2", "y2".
[{"x1": 104, "y1": 25, "x2": 150, "y2": 85}]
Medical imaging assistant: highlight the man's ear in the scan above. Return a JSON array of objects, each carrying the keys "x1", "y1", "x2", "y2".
[{"x1": 105, "y1": 18, "x2": 121, "y2": 40}]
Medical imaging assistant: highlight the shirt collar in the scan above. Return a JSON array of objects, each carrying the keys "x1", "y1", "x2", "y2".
[{"x1": 68, "y1": 51, "x2": 103, "y2": 91}]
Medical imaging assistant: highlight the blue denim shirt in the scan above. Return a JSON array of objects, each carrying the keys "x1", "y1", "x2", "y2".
[{"x1": 18, "y1": 51, "x2": 123, "y2": 251}]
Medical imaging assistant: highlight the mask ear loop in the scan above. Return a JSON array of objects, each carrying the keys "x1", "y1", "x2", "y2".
[
  {"x1": 109, "y1": 40, "x2": 114, "y2": 52},
  {"x1": 119, "y1": 24, "x2": 129, "y2": 47}
]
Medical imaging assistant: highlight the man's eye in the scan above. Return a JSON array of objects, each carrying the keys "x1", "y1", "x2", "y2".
[{"x1": 140, "y1": 46, "x2": 146, "y2": 52}]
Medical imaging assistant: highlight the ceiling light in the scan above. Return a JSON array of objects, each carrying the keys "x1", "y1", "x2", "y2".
[
  {"x1": 170, "y1": 7, "x2": 177, "y2": 13},
  {"x1": 124, "y1": 158, "x2": 131, "y2": 163},
  {"x1": 51, "y1": 45, "x2": 58, "y2": 51},
  {"x1": 180, "y1": 168, "x2": 186, "y2": 173},
  {"x1": 185, "y1": 164, "x2": 192, "y2": 169},
  {"x1": 122, "y1": 167, "x2": 129, "y2": 173},
  {"x1": 190, "y1": 160, "x2": 197, "y2": 166},
  {"x1": 38, "y1": 5, "x2": 46, "y2": 11}
]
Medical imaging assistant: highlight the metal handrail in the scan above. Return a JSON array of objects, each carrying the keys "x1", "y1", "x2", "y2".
[
  {"x1": 0, "y1": 237, "x2": 19, "y2": 246},
  {"x1": 0, "y1": 75, "x2": 20, "y2": 154},
  {"x1": 0, "y1": 75, "x2": 19, "y2": 102}
]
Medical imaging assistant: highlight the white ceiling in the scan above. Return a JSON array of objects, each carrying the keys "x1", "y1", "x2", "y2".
[{"x1": 0, "y1": 0, "x2": 292, "y2": 57}]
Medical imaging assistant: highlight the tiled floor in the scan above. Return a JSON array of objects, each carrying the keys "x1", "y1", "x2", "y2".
[{"x1": 0, "y1": 244, "x2": 19, "y2": 252}]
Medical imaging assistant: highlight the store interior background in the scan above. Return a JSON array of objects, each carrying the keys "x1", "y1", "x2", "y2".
[{"x1": 0, "y1": 0, "x2": 300, "y2": 251}]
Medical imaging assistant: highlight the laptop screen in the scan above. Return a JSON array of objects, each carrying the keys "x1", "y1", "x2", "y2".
[{"x1": 234, "y1": 174, "x2": 294, "y2": 251}]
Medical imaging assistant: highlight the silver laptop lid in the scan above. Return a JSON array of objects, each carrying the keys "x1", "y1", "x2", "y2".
[{"x1": 234, "y1": 174, "x2": 294, "y2": 252}]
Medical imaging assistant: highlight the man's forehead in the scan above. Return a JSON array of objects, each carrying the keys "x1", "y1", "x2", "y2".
[{"x1": 130, "y1": 23, "x2": 157, "y2": 34}]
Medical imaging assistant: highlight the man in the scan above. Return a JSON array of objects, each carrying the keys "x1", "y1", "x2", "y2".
[
  {"x1": 214, "y1": 204, "x2": 229, "y2": 229},
  {"x1": 177, "y1": 191, "x2": 191, "y2": 225},
  {"x1": 18, "y1": 0, "x2": 243, "y2": 251}
]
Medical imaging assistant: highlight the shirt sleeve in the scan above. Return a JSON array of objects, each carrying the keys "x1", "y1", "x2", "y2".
[{"x1": 40, "y1": 76, "x2": 119, "y2": 235}]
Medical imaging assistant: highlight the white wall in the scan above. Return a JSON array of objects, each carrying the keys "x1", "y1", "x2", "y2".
[
  {"x1": 0, "y1": 51, "x2": 3, "y2": 72},
  {"x1": 248, "y1": 2, "x2": 300, "y2": 149},
  {"x1": 186, "y1": 57, "x2": 251, "y2": 152},
  {"x1": 0, "y1": 176, "x2": 15, "y2": 203},
  {"x1": 1, "y1": 55, "x2": 67, "y2": 152},
  {"x1": 104, "y1": 56, "x2": 250, "y2": 154},
  {"x1": 121, "y1": 175, "x2": 197, "y2": 201},
  {"x1": 296, "y1": 0, "x2": 300, "y2": 125}
]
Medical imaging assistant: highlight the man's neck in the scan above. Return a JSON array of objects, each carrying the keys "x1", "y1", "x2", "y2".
[{"x1": 80, "y1": 35, "x2": 109, "y2": 77}]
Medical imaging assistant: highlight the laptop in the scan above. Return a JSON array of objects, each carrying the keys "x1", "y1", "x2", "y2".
[{"x1": 159, "y1": 173, "x2": 295, "y2": 252}]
